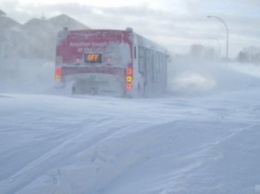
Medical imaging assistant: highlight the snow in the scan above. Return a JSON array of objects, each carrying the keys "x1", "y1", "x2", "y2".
[{"x1": 1, "y1": 59, "x2": 260, "y2": 194}]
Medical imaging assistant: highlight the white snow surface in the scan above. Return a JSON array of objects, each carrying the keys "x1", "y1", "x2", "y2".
[{"x1": 1, "y1": 59, "x2": 260, "y2": 194}]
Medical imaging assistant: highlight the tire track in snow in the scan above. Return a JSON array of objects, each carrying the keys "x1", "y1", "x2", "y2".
[{"x1": 0, "y1": 116, "x2": 148, "y2": 194}]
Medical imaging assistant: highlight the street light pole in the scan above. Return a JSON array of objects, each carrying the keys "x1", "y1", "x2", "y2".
[{"x1": 207, "y1": 15, "x2": 229, "y2": 61}]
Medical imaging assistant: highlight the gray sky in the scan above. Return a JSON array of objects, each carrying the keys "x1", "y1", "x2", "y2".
[{"x1": 1, "y1": 0, "x2": 260, "y2": 58}]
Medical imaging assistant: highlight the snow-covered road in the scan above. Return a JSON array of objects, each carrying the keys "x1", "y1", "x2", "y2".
[
  {"x1": 1, "y1": 61, "x2": 260, "y2": 194},
  {"x1": 1, "y1": 87, "x2": 260, "y2": 194}
]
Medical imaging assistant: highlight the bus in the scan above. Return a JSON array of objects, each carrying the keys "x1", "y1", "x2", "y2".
[{"x1": 55, "y1": 27, "x2": 169, "y2": 97}]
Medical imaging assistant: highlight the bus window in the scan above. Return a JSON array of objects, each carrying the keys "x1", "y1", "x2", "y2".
[{"x1": 138, "y1": 46, "x2": 145, "y2": 73}]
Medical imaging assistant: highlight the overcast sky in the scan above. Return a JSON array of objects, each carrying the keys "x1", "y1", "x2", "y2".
[{"x1": 1, "y1": 0, "x2": 260, "y2": 58}]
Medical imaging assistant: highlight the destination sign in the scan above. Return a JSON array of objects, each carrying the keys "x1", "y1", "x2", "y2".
[{"x1": 84, "y1": 53, "x2": 102, "y2": 63}]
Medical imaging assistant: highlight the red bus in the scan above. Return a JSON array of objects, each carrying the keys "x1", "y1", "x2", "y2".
[{"x1": 55, "y1": 28, "x2": 169, "y2": 97}]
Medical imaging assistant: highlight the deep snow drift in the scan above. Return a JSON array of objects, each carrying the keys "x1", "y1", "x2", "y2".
[{"x1": 0, "y1": 59, "x2": 260, "y2": 194}]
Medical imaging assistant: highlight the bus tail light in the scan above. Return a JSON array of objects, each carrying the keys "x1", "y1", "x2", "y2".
[
  {"x1": 55, "y1": 68, "x2": 62, "y2": 75},
  {"x1": 126, "y1": 76, "x2": 132, "y2": 82},
  {"x1": 126, "y1": 83, "x2": 132, "y2": 90},
  {"x1": 125, "y1": 68, "x2": 133, "y2": 90},
  {"x1": 55, "y1": 68, "x2": 62, "y2": 81},
  {"x1": 126, "y1": 68, "x2": 132, "y2": 75},
  {"x1": 55, "y1": 75, "x2": 61, "y2": 81}
]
